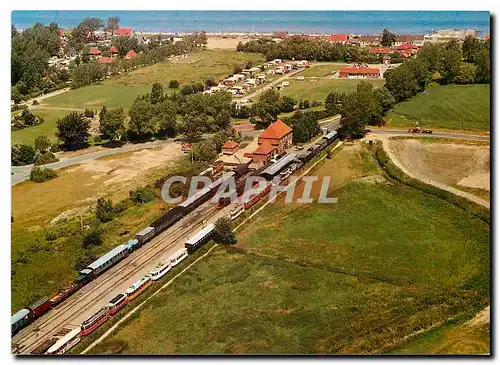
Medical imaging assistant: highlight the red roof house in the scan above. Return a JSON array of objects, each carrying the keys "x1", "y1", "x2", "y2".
[
  {"x1": 125, "y1": 49, "x2": 137, "y2": 59},
  {"x1": 89, "y1": 47, "x2": 101, "y2": 56},
  {"x1": 329, "y1": 34, "x2": 349, "y2": 43},
  {"x1": 258, "y1": 119, "x2": 293, "y2": 154},
  {"x1": 114, "y1": 27, "x2": 133, "y2": 36},
  {"x1": 110, "y1": 46, "x2": 119, "y2": 54},
  {"x1": 222, "y1": 139, "x2": 239, "y2": 155},
  {"x1": 369, "y1": 47, "x2": 392, "y2": 55},
  {"x1": 252, "y1": 143, "x2": 276, "y2": 164},
  {"x1": 338, "y1": 66, "x2": 380, "y2": 78}
]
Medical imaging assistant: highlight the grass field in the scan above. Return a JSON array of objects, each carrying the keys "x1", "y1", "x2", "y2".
[
  {"x1": 385, "y1": 84, "x2": 490, "y2": 132},
  {"x1": 11, "y1": 109, "x2": 71, "y2": 145},
  {"x1": 280, "y1": 78, "x2": 385, "y2": 102},
  {"x1": 300, "y1": 64, "x2": 348, "y2": 77},
  {"x1": 86, "y1": 146, "x2": 490, "y2": 354}
]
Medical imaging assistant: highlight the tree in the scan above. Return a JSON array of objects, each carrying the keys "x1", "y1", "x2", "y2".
[
  {"x1": 214, "y1": 217, "x2": 236, "y2": 245},
  {"x1": 96, "y1": 197, "x2": 115, "y2": 222},
  {"x1": 30, "y1": 166, "x2": 57, "y2": 183},
  {"x1": 100, "y1": 108, "x2": 126, "y2": 141},
  {"x1": 56, "y1": 112, "x2": 91, "y2": 150},
  {"x1": 112, "y1": 35, "x2": 139, "y2": 57},
  {"x1": 70, "y1": 17, "x2": 104, "y2": 50},
  {"x1": 34, "y1": 135, "x2": 52, "y2": 153},
  {"x1": 71, "y1": 61, "x2": 106, "y2": 88},
  {"x1": 255, "y1": 89, "x2": 282, "y2": 124},
  {"x1": 180, "y1": 84, "x2": 194, "y2": 95},
  {"x1": 12, "y1": 144, "x2": 36, "y2": 166},
  {"x1": 325, "y1": 91, "x2": 346, "y2": 115},
  {"x1": 99, "y1": 106, "x2": 107, "y2": 121},
  {"x1": 384, "y1": 64, "x2": 420, "y2": 103},
  {"x1": 152, "y1": 100, "x2": 179, "y2": 138},
  {"x1": 128, "y1": 99, "x2": 157, "y2": 138},
  {"x1": 82, "y1": 227, "x2": 103, "y2": 249},
  {"x1": 169, "y1": 79, "x2": 180, "y2": 88},
  {"x1": 462, "y1": 35, "x2": 482, "y2": 63},
  {"x1": 417, "y1": 43, "x2": 444, "y2": 74},
  {"x1": 106, "y1": 16, "x2": 120, "y2": 35},
  {"x1": 192, "y1": 140, "x2": 217, "y2": 162},
  {"x1": 474, "y1": 49, "x2": 490, "y2": 84},
  {"x1": 213, "y1": 110, "x2": 231, "y2": 131},
  {"x1": 182, "y1": 112, "x2": 207, "y2": 142},
  {"x1": 381, "y1": 29, "x2": 397, "y2": 47},
  {"x1": 454, "y1": 63, "x2": 477, "y2": 84},
  {"x1": 150, "y1": 83, "x2": 164, "y2": 104},
  {"x1": 440, "y1": 40, "x2": 462, "y2": 84},
  {"x1": 129, "y1": 186, "x2": 156, "y2": 204},
  {"x1": 281, "y1": 95, "x2": 296, "y2": 113}
]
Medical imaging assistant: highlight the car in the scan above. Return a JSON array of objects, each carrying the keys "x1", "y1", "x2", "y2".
[{"x1": 281, "y1": 81, "x2": 289, "y2": 87}]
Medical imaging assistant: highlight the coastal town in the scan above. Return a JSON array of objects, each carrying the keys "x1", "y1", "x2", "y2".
[{"x1": 10, "y1": 11, "x2": 490, "y2": 357}]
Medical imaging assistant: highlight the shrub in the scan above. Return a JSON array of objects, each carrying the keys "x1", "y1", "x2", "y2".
[
  {"x1": 12, "y1": 144, "x2": 36, "y2": 166},
  {"x1": 84, "y1": 108, "x2": 95, "y2": 118},
  {"x1": 96, "y1": 197, "x2": 115, "y2": 222},
  {"x1": 34, "y1": 152, "x2": 59, "y2": 166},
  {"x1": 82, "y1": 227, "x2": 103, "y2": 249},
  {"x1": 129, "y1": 185, "x2": 156, "y2": 205},
  {"x1": 31, "y1": 99, "x2": 39, "y2": 105},
  {"x1": 169, "y1": 79, "x2": 180, "y2": 89},
  {"x1": 30, "y1": 167, "x2": 57, "y2": 182}
]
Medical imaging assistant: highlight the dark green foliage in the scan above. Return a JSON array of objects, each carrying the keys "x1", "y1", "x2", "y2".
[
  {"x1": 281, "y1": 95, "x2": 296, "y2": 113},
  {"x1": 192, "y1": 140, "x2": 218, "y2": 163},
  {"x1": 112, "y1": 35, "x2": 139, "y2": 57},
  {"x1": 182, "y1": 112, "x2": 208, "y2": 142},
  {"x1": 12, "y1": 144, "x2": 36, "y2": 166},
  {"x1": 214, "y1": 217, "x2": 236, "y2": 245},
  {"x1": 289, "y1": 110, "x2": 321, "y2": 144},
  {"x1": 150, "y1": 83, "x2": 164, "y2": 104},
  {"x1": 100, "y1": 107, "x2": 126, "y2": 141},
  {"x1": 11, "y1": 109, "x2": 44, "y2": 130},
  {"x1": 82, "y1": 226, "x2": 103, "y2": 249},
  {"x1": 381, "y1": 29, "x2": 397, "y2": 47},
  {"x1": 34, "y1": 152, "x2": 59, "y2": 166},
  {"x1": 129, "y1": 186, "x2": 156, "y2": 205},
  {"x1": 30, "y1": 166, "x2": 57, "y2": 182},
  {"x1": 71, "y1": 61, "x2": 107, "y2": 88},
  {"x1": 325, "y1": 91, "x2": 346, "y2": 115},
  {"x1": 34, "y1": 135, "x2": 51, "y2": 153},
  {"x1": 84, "y1": 108, "x2": 95, "y2": 118},
  {"x1": 169, "y1": 79, "x2": 180, "y2": 89},
  {"x1": 56, "y1": 111, "x2": 91, "y2": 150},
  {"x1": 96, "y1": 197, "x2": 116, "y2": 222}
]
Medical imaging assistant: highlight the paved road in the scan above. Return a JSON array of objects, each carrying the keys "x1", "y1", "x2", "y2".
[
  {"x1": 370, "y1": 129, "x2": 490, "y2": 142},
  {"x1": 11, "y1": 140, "x2": 171, "y2": 186}
]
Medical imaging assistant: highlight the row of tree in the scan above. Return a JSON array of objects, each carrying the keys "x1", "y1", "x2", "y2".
[{"x1": 237, "y1": 36, "x2": 381, "y2": 64}]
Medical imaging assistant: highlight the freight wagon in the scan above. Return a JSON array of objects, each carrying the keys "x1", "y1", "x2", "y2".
[
  {"x1": 151, "y1": 206, "x2": 185, "y2": 235},
  {"x1": 135, "y1": 226, "x2": 155, "y2": 245}
]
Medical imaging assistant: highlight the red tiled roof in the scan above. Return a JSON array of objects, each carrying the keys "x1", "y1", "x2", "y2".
[
  {"x1": 115, "y1": 27, "x2": 133, "y2": 36},
  {"x1": 259, "y1": 120, "x2": 292, "y2": 140},
  {"x1": 330, "y1": 34, "x2": 349, "y2": 42},
  {"x1": 90, "y1": 47, "x2": 101, "y2": 55},
  {"x1": 396, "y1": 43, "x2": 418, "y2": 50},
  {"x1": 222, "y1": 140, "x2": 239, "y2": 149},
  {"x1": 126, "y1": 49, "x2": 137, "y2": 58},
  {"x1": 369, "y1": 47, "x2": 392, "y2": 54},
  {"x1": 339, "y1": 67, "x2": 380, "y2": 75},
  {"x1": 484, "y1": 34, "x2": 490, "y2": 40},
  {"x1": 347, "y1": 38, "x2": 360, "y2": 43},
  {"x1": 98, "y1": 57, "x2": 114, "y2": 64},
  {"x1": 253, "y1": 143, "x2": 275, "y2": 155},
  {"x1": 396, "y1": 35, "x2": 424, "y2": 42},
  {"x1": 110, "y1": 46, "x2": 119, "y2": 53}
]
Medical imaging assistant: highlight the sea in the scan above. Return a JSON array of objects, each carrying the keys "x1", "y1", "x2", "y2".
[{"x1": 11, "y1": 11, "x2": 490, "y2": 35}]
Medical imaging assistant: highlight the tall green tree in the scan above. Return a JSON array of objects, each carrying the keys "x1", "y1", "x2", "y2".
[
  {"x1": 454, "y1": 63, "x2": 477, "y2": 84},
  {"x1": 152, "y1": 100, "x2": 178, "y2": 138},
  {"x1": 462, "y1": 35, "x2": 482, "y2": 63},
  {"x1": 440, "y1": 40, "x2": 462, "y2": 84},
  {"x1": 182, "y1": 112, "x2": 207, "y2": 142},
  {"x1": 106, "y1": 16, "x2": 120, "y2": 35},
  {"x1": 99, "y1": 108, "x2": 126, "y2": 141},
  {"x1": 381, "y1": 29, "x2": 397, "y2": 47},
  {"x1": 112, "y1": 35, "x2": 139, "y2": 57},
  {"x1": 128, "y1": 99, "x2": 157, "y2": 138},
  {"x1": 474, "y1": 49, "x2": 490, "y2": 84},
  {"x1": 56, "y1": 112, "x2": 91, "y2": 150},
  {"x1": 150, "y1": 83, "x2": 164, "y2": 104},
  {"x1": 214, "y1": 217, "x2": 236, "y2": 245},
  {"x1": 70, "y1": 17, "x2": 104, "y2": 50}
]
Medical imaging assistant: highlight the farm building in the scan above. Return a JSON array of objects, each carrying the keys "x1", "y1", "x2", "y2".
[{"x1": 338, "y1": 66, "x2": 380, "y2": 79}]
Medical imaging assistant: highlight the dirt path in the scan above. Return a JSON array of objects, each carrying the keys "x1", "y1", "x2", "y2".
[
  {"x1": 378, "y1": 135, "x2": 489, "y2": 209},
  {"x1": 24, "y1": 88, "x2": 71, "y2": 105}
]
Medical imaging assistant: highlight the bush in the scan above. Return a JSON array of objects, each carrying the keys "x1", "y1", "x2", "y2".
[
  {"x1": 30, "y1": 166, "x2": 57, "y2": 183},
  {"x1": 82, "y1": 227, "x2": 103, "y2": 249},
  {"x1": 34, "y1": 152, "x2": 59, "y2": 166},
  {"x1": 32, "y1": 99, "x2": 39, "y2": 105},
  {"x1": 96, "y1": 197, "x2": 115, "y2": 222},
  {"x1": 12, "y1": 144, "x2": 36, "y2": 166},
  {"x1": 169, "y1": 79, "x2": 180, "y2": 89},
  {"x1": 129, "y1": 185, "x2": 156, "y2": 205},
  {"x1": 84, "y1": 108, "x2": 95, "y2": 118}
]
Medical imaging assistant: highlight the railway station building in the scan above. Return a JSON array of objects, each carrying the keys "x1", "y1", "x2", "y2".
[{"x1": 257, "y1": 119, "x2": 293, "y2": 154}]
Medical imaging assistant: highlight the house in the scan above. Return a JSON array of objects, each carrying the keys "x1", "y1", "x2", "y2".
[
  {"x1": 329, "y1": 34, "x2": 349, "y2": 44},
  {"x1": 114, "y1": 27, "x2": 133, "y2": 36},
  {"x1": 284, "y1": 64, "x2": 293, "y2": 72},
  {"x1": 252, "y1": 143, "x2": 276, "y2": 164},
  {"x1": 369, "y1": 47, "x2": 392, "y2": 55},
  {"x1": 338, "y1": 66, "x2": 380, "y2": 79},
  {"x1": 110, "y1": 46, "x2": 119, "y2": 55},
  {"x1": 222, "y1": 140, "x2": 239, "y2": 155},
  {"x1": 257, "y1": 119, "x2": 293, "y2": 155},
  {"x1": 347, "y1": 38, "x2": 360, "y2": 45},
  {"x1": 394, "y1": 35, "x2": 425, "y2": 46},
  {"x1": 125, "y1": 49, "x2": 137, "y2": 59},
  {"x1": 296, "y1": 60, "x2": 309, "y2": 67},
  {"x1": 359, "y1": 35, "x2": 381, "y2": 47},
  {"x1": 89, "y1": 47, "x2": 101, "y2": 57}
]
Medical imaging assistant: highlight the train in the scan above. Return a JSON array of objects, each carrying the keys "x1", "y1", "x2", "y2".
[{"x1": 11, "y1": 129, "x2": 340, "y2": 340}]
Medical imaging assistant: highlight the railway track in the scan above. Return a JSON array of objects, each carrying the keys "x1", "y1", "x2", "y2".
[{"x1": 13, "y1": 202, "x2": 224, "y2": 354}]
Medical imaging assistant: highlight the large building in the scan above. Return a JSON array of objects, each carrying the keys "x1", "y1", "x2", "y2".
[
  {"x1": 257, "y1": 120, "x2": 293, "y2": 154},
  {"x1": 338, "y1": 66, "x2": 380, "y2": 78}
]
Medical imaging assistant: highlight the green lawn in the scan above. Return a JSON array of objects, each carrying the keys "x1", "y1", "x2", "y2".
[
  {"x1": 85, "y1": 148, "x2": 490, "y2": 354},
  {"x1": 301, "y1": 64, "x2": 348, "y2": 77},
  {"x1": 280, "y1": 78, "x2": 385, "y2": 102},
  {"x1": 11, "y1": 109, "x2": 72, "y2": 145},
  {"x1": 385, "y1": 84, "x2": 490, "y2": 132}
]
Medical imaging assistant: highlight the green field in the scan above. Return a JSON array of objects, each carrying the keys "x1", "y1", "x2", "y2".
[
  {"x1": 301, "y1": 64, "x2": 348, "y2": 77},
  {"x1": 11, "y1": 109, "x2": 72, "y2": 145},
  {"x1": 12, "y1": 49, "x2": 264, "y2": 146},
  {"x1": 86, "y1": 147, "x2": 490, "y2": 354},
  {"x1": 280, "y1": 78, "x2": 385, "y2": 102},
  {"x1": 385, "y1": 84, "x2": 490, "y2": 132}
]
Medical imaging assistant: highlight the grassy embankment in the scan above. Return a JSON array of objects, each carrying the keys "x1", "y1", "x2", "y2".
[
  {"x1": 385, "y1": 84, "x2": 490, "y2": 132},
  {"x1": 86, "y1": 145, "x2": 490, "y2": 355},
  {"x1": 12, "y1": 49, "x2": 264, "y2": 146}
]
